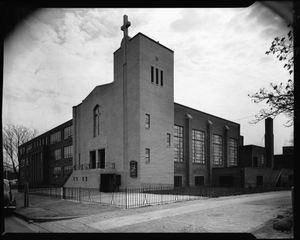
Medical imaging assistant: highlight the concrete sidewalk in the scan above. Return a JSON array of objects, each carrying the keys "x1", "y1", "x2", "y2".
[
  {"x1": 11, "y1": 190, "x2": 293, "y2": 238},
  {"x1": 12, "y1": 190, "x2": 119, "y2": 222}
]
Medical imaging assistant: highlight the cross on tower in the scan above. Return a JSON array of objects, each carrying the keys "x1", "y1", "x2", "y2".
[{"x1": 121, "y1": 15, "x2": 131, "y2": 38}]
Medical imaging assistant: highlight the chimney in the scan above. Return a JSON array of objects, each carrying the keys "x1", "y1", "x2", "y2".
[
  {"x1": 239, "y1": 136, "x2": 244, "y2": 147},
  {"x1": 265, "y1": 117, "x2": 274, "y2": 168}
]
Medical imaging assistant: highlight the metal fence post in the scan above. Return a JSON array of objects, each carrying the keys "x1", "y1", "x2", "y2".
[
  {"x1": 125, "y1": 188, "x2": 127, "y2": 209},
  {"x1": 291, "y1": 187, "x2": 294, "y2": 236},
  {"x1": 62, "y1": 186, "x2": 65, "y2": 199},
  {"x1": 79, "y1": 187, "x2": 82, "y2": 202}
]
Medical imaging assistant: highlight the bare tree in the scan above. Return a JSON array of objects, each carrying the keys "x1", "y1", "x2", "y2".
[
  {"x1": 249, "y1": 25, "x2": 294, "y2": 127},
  {"x1": 2, "y1": 124, "x2": 38, "y2": 185}
]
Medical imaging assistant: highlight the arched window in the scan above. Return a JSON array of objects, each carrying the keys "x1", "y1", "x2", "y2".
[{"x1": 93, "y1": 105, "x2": 100, "y2": 137}]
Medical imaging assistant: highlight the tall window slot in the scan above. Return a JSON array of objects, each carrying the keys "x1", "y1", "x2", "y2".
[
  {"x1": 156, "y1": 68, "x2": 159, "y2": 85},
  {"x1": 192, "y1": 130, "x2": 205, "y2": 164},
  {"x1": 174, "y1": 125, "x2": 183, "y2": 162},
  {"x1": 167, "y1": 133, "x2": 171, "y2": 146},
  {"x1": 229, "y1": 138, "x2": 238, "y2": 166},
  {"x1": 93, "y1": 105, "x2": 100, "y2": 137},
  {"x1": 151, "y1": 66, "x2": 154, "y2": 83},
  {"x1": 145, "y1": 148, "x2": 150, "y2": 162},
  {"x1": 145, "y1": 114, "x2": 150, "y2": 129},
  {"x1": 212, "y1": 134, "x2": 223, "y2": 165},
  {"x1": 160, "y1": 70, "x2": 163, "y2": 86}
]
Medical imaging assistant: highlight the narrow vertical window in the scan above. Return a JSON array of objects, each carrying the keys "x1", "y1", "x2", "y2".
[
  {"x1": 174, "y1": 125, "x2": 184, "y2": 162},
  {"x1": 145, "y1": 114, "x2": 150, "y2": 129},
  {"x1": 192, "y1": 130, "x2": 205, "y2": 164},
  {"x1": 93, "y1": 105, "x2": 100, "y2": 137},
  {"x1": 167, "y1": 133, "x2": 171, "y2": 146},
  {"x1": 156, "y1": 68, "x2": 159, "y2": 85},
  {"x1": 151, "y1": 66, "x2": 154, "y2": 83},
  {"x1": 160, "y1": 70, "x2": 163, "y2": 86},
  {"x1": 212, "y1": 134, "x2": 223, "y2": 165},
  {"x1": 229, "y1": 138, "x2": 238, "y2": 166},
  {"x1": 145, "y1": 148, "x2": 150, "y2": 162}
]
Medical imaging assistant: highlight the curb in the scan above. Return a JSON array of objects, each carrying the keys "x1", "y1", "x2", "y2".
[{"x1": 13, "y1": 210, "x2": 82, "y2": 223}]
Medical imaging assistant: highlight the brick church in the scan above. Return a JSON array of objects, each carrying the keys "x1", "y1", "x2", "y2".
[{"x1": 18, "y1": 15, "x2": 293, "y2": 190}]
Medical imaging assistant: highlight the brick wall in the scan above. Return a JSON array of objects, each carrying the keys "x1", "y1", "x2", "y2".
[{"x1": 174, "y1": 103, "x2": 240, "y2": 187}]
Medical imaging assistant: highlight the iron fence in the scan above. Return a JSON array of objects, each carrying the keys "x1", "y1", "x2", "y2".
[{"x1": 24, "y1": 185, "x2": 290, "y2": 209}]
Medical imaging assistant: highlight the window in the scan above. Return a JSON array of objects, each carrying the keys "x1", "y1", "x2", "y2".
[
  {"x1": 195, "y1": 176, "x2": 204, "y2": 186},
  {"x1": 54, "y1": 167, "x2": 61, "y2": 177},
  {"x1": 20, "y1": 147, "x2": 25, "y2": 155},
  {"x1": 64, "y1": 125, "x2": 73, "y2": 139},
  {"x1": 64, "y1": 146, "x2": 73, "y2": 158},
  {"x1": 93, "y1": 105, "x2": 100, "y2": 137},
  {"x1": 145, "y1": 148, "x2": 150, "y2": 162},
  {"x1": 174, "y1": 125, "x2": 183, "y2": 162},
  {"x1": 151, "y1": 66, "x2": 154, "y2": 83},
  {"x1": 160, "y1": 70, "x2": 163, "y2": 86},
  {"x1": 63, "y1": 166, "x2": 72, "y2": 176},
  {"x1": 51, "y1": 149, "x2": 61, "y2": 160},
  {"x1": 261, "y1": 154, "x2": 265, "y2": 165},
  {"x1": 145, "y1": 114, "x2": 150, "y2": 129},
  {"x1": 174, "y1": 176, "x2": 182, "y2": 187},
  {"x1": 27, "y1": 144, "x2": 32, "y2": 153},
  {"x1": 167, "y1": 133, "x2": 171, "y2": 146},
  {"x1": 212, "y1": 134, "x2": 223, "y2": 165},
  {"x1": 256, "y1": 176, "x2": 263, "y2": 186},
  {"x1": 229, "y1": 138, "x2": 238, "y2": 166},
  {"x1": 50, "y1": 131, "x2": 61, "y2": 144},
  {"x1": 156, "y1": 68, "x2": 159, "y2": 84},
  {"x1": 192, "y1": 130, "x2": 205, "y2": 164}
]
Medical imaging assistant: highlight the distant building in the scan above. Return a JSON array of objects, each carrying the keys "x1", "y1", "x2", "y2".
[
  {"x1": 213, "y1": 118, "x2": 293, "y2": 188},
  {"x1": 18, "y1": 120, "x2": 73, "y2": 186}
]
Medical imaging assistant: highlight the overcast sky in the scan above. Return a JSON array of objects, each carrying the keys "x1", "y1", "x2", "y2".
[{"x1": 3, "y1": 3, "x2": 294, "y2": 154}]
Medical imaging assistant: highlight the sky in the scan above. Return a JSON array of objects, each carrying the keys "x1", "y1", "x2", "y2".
[{"x1": 3, "y1": 3, "x2": 294, "y2": 154}]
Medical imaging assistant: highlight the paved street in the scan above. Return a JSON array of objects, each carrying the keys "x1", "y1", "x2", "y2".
[{"x1": 24, "y1": 190, "x2": 293, "y2": 237}]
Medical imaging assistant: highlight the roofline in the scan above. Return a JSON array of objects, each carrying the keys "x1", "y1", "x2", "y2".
[
  {"x1": 114, "y1": 32, "x2": 174, "y2": 54},
  {"x1": 174, "y1": 102, "x2": 240, "y2": 126},
  {"x1": 73, "y1": 82, "x2": 114, "y2": 108},
  {"x1": 19, "y1": 119, "x2": 73, "y2": 148},
  {"x1": 240, "y1": 144, "x2": 265, "y2": 149}
]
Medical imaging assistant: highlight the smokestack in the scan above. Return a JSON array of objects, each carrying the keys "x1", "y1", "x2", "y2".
[
  {"x1": 239, "y1": 136, "x2": 244, "y2": 147},
  {"x1": 265, "y1": 117, "x2": 274, "y2": 168}
]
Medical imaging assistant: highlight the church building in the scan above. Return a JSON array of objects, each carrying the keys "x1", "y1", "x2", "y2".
[
  {"x1": 18, "y1": 16, "x2": 293, "y2": 190},
  {"x1": 64, "y1": 15, "x2": 241, "y2": 190}
]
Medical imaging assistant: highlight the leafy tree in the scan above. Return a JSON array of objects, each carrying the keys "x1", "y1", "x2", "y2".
[
  {"x1": 2, "y1": 124, "x2": 38, "y2": 186},
  {"x1": 249, "y1": 25, "x2": 293, "y2": 127}
]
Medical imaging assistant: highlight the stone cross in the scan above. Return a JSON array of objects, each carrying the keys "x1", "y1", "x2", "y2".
[{"x1": 121, "y1": 15, "x2": 131, "y2": 37}]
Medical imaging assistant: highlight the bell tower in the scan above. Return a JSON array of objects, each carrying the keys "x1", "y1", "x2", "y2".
[{"x1": 113, "y1": 15, "x2": 174, "y2": 188}]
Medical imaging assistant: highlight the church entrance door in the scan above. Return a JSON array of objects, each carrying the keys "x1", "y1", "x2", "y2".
[{"x1": 100, "y1": 174, "x2": 115, "y2": 192}]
